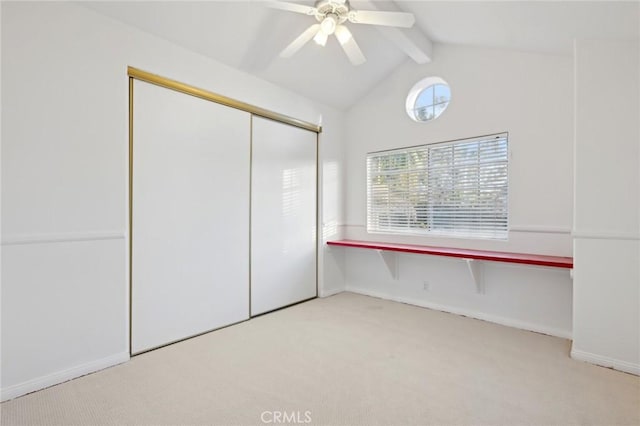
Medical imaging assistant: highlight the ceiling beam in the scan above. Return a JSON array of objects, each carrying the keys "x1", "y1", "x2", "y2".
[{"x1": 350, "y1": 0, "x2": 433, "y2": 63}]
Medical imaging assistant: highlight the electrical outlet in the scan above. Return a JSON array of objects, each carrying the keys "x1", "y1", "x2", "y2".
[{"x1": 422, "y1": 281, "x2": 430, "y2": 291}]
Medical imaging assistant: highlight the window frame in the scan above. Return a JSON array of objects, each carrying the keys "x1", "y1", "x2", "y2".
[{"x1": 366, "y1": 133, "x2": 509, "y2": 240}]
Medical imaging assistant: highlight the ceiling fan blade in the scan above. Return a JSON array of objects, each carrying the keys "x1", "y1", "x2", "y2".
[
  {"x1": 267, "y1": 1, "x2": 317, "y2": 16},
  {"x1": 335, "y1": 25, "x2": 366, "y2": 66},
  {"x1": 348, "y1": 10, "x2": 415, "y2": 28},
  {"x1": 280, "y1": 24, "x2": 321, "y2": 58}
]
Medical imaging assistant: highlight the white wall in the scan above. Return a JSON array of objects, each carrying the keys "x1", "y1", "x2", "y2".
[
  {"x1": 319, "y1": 109, "x2": 347, "y2": 297},
  {"x1": 340, "y1": 44, "x2": 574, "y2": 337},
  {"x1": 572, "y1": 39, "x2": 639, "y2": 375},
  {"x1": 1, "y1": 1, "x2": 345, "y2": 400}
]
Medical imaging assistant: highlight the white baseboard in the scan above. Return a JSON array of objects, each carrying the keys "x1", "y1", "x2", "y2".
[
  {"x1": 319, "y1": 287, "x2": 345, "y2": 298},
  {"x1": 345, "y1": 286, "x2": 572, "y2": 339},
  {"x1": 1, "y1": 352, "x2": 130, "y2": 402},
  {"x1": 571, "y1": 348, "x2": 640, "y2": 376}
]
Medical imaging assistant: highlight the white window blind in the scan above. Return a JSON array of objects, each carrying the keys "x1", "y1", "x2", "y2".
[{"x1": 367, "y1": 133, "x2": 508, "y2": 239}]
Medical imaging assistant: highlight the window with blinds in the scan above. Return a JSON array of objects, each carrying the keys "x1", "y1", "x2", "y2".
[{"x1": 367, "y1": 133, "x2": 508, "y2": 239}]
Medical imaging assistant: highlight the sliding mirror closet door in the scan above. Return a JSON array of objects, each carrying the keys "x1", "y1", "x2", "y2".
[
  {"x1": 131, "y1": 80, "x2": 250, "y2": 354},
  {"x1": 251, "y1": 117, "x2": 317, "y2": 316}
]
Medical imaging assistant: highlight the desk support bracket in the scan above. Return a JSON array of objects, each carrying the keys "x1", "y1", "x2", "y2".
[
  {"x1": 466, "y1": 259, "x2": 484, "y2": 294},
  {"x1": 377, "y1": 250, "x2": 398, "y2": 280}
]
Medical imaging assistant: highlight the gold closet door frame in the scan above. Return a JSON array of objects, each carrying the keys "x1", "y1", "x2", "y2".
[
  {"x1": 127, "y1": 67, "x2": 322, "y2": 133},
  {"x1": 128, "y1": 67, "x2": 321, "y2": 354}
]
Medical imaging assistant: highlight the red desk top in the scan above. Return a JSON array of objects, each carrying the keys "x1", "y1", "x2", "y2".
[{"x1": 327, "y1": 240, "x2": 573, "y2": 269}]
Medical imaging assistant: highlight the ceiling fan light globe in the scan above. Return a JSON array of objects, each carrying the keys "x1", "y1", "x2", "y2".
[
  {"x1": 313, "y1": 30, "x2": 329, "y2": 46},
  {"x1": 320, "y1": 14, "x2": 338, "y2": 35},
  {"x1": 334, "y1": 25, "x2": 352, "y2": 43}
]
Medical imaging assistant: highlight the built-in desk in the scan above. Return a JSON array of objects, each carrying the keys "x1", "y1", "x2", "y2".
[{"x1": 327, "y1": 239, "x2": 573, "y2": 293}]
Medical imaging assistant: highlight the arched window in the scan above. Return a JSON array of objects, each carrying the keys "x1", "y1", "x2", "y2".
[{"x1": 406, "y1": 77, "x2": 451, "y2": 122}]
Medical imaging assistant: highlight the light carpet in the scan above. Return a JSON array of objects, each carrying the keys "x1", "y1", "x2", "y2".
[{"x1": 2, "y1": 292, "x2": 639, "y2": 425}]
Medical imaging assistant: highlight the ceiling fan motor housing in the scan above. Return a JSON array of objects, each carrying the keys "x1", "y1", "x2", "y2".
[{"x1": 314, "y1": 0, "x2": 350, "y2": 24}]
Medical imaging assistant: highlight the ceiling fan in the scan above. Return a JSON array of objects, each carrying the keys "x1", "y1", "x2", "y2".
[{"x1": 268, "y1": 0, "x2": 415, "y2": 66}]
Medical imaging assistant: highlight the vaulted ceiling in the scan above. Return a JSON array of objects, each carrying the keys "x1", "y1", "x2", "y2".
[{"x1": 84, "y1": 1, "x2": 639, "y2": 110}]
